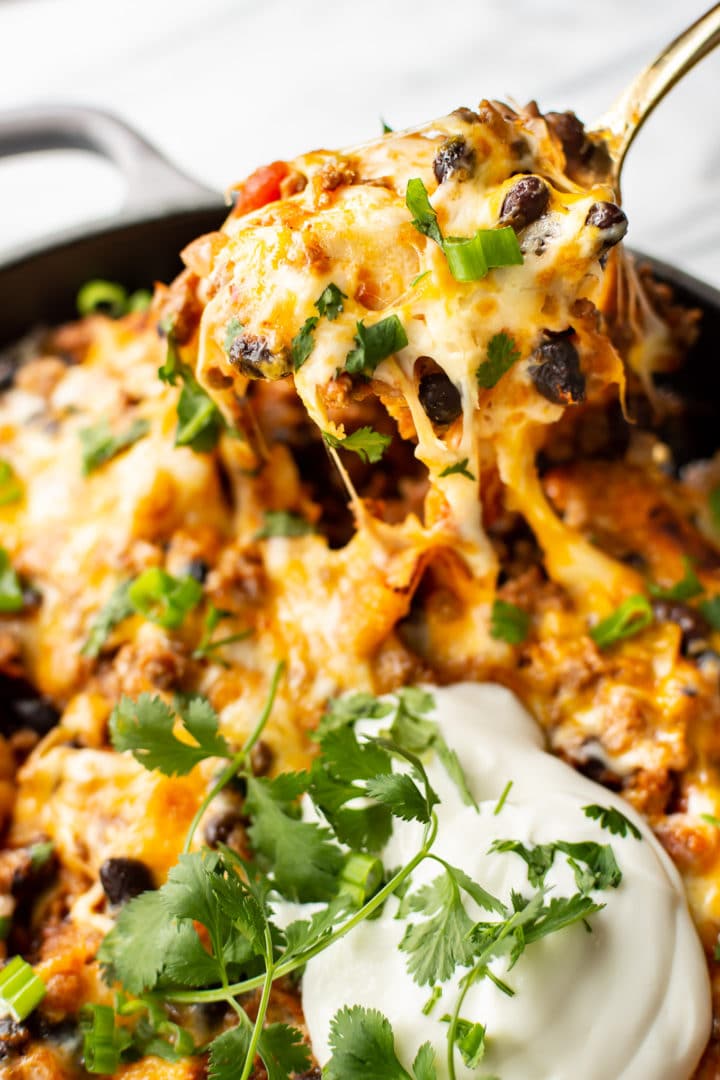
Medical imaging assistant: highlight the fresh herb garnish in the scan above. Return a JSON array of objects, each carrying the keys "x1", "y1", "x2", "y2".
[
  {"x1": 494, "y1": 780, "x2": 513, "y2": 816},
  {"x1": 192, "y1": 604, "x2": 252, "y2": 661},
  {"x1": 0, "y1": 956, "x2": 45, "y2": 1021},
  {"x1": 254, "y1": 510, "x2": 315, "y2": 539},
  {"x1": 315, "y1": 283, "x2": 347, "y2": 321},
  {"x1": 223, "y1": 317, "x2": 244, "y2": 354},
  {"x1": 583, "y1": 803, "x2": 642, "y2": 840},
  {"x1": 405, "y1": 177, "x2": 523, "y2": 282},
  {"x1": 76, "y1": 280, "x2": 151, "y2": 319},
  {"x1": 79, "y1": 417, "x2": 150, "y2": 475},
  {"x1": 126, "y1": 567, "x2": 202, "y2": 630},
  {"x1": 0, "y1": 460, "x2": 22, "y2": 506},
  {"x1": 324, "y1": 1006, "x2": 437, "y2": 1080},
  {"x1": 441, "y1": 1015, "x2": 487, "y2": 1068},
  {"x1": 438, "y1": 458, "x2": 475, "y2": 480},
  {"x1": 490, "y1": 599, "x2": 530, "y2": 645},
  {"x1": 648, "y1": 556, "x2": 704, "y2": 602},
  {"x1": 589, "y1": 595, "x2": 653, "y2": 649},
  {"x1": 476, "y1": 332, "x2": 522, "y2": 389},
  {"x1": 81, "y1": 581, "x2": 133, "y2": 658},
  {"x1": 345, "y1": 317, "x2": 408, "y2": 376},
  {"x1": 159, "y1": 323, "x2": 225, "y2": 452},
  {"x1": 699, "y1": 595, "x2": 720, "y2": 630},
  {"x1": 110, "y1": 692, "x2": 231, "y2": 777},
  {"x1": 323, "y1": 426, "x2": 391, "y2": 463},
  {"x1": 701, "y1": 813, "x2": 720, "y2": 827},
  {"x1": 291, "y1": 284, "x2": 347, "y2": 371},
  {"x1": 0, "y1": 548, "x2": 24, "y2": 613},
  {"x1": 381, "y1": 119, "x2": 394, "y2": 134}
]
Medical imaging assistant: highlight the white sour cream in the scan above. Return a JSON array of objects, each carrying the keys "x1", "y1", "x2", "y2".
[{"x1": 300, "y1": 683, "x2": 711, "y2": 1080}]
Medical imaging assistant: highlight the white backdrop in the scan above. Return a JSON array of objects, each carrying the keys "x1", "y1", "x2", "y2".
[{"x1": 0, "y1": 0, "x2": 718, "y2": 285}]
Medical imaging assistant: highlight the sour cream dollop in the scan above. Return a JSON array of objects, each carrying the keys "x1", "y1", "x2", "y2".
[{"x1": 300, "y1": 683, "x2": 711, "y2": 1080}]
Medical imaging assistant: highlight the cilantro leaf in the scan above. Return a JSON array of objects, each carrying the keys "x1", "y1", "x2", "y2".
[
  {"x1": 438, "y1": 458, "x2": 475, "y2": 480},
  {"x1": 79, "y1": 417, "x2": 150, "y2": 475},
  {"x1": 245, "y1": 774, "x2": 344, "y2": 901},
  {"x1": 209, "y1": 1026, "x2": 251, "y2": 1080},
  {"x1": 282, "y1": 896, "x2": 351, "y2": 958},
  {"x1": 0, "y1": 549, "x2": 25, "y2": 612},
  {"x1": 158, "y1": 327, "x2": 224, "y2": 452},
  {"x1": 490, "y1": 599, "x2": 530, "y2": 644},
  {"x1": 476, "y1": 332, "x2": 521, "y2": 390},
  {"x1": 648, "y1": 556, "x2": 704, "y2": 602},
  {"x1": 583, "y1": 803, "x2": 642, "y2": 841},
  {"x1": 323, "y1": 426, "x2": 391, "y2": 463},
  {"x1": 290, "y1": 316, "x2": 318, "y2": 371},
  {"x1": 554, "y1": 841, "x2": 622, "y2": 892},
  {"x1": 258, "y1": 1023, "x2": 311, "y2": 1080},
  {"x1": 511, "y1": 892, "x2": 604, "y2": 962},
  {"x1": 399, "y1": 868, "x2": 478, "y2": 985},
  {"x1": 99, "y1": 890, "x2": 179, "y2": 994},
  {"x1": 325, "y1": 1005, "x2": 436, "y2": 1080},
  {"x1": 81, "y1": 580, "x2": 133, "y2": 658},
  {"x1": 315, "y1": 283, "x2": 346, "y2": 321},
  {"x1": 364, "y1": 773, "x2": 432, "y2": 824},
  {"x1": 254, "y1": 510, "x2": 315, "y2": 539},
  {"x1": 390, "y1": 688, "x2": 477, "y2": 810},
  {"x1": 0, "y1": 459, "x2": 23, "y2": 506},
  {"x1": 489, "y1": 839, "x2": 556, "y2": 887},
  {"x1": 344, "y1": 317, "x2": 408, "y2": 376},
  {"x1": 317, "y1": 692, "x2": 394, "y2": 738},
  {"x1": 406, "y1": 178, "x2": 443, "y2": 246},
  {"x1": 109, "y1": 693, "x2": 231, "y2": 776}
]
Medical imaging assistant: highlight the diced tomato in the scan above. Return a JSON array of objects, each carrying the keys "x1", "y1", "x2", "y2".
[{"x1": 230, "y1": 161, "x2": 290, "y2": 217}]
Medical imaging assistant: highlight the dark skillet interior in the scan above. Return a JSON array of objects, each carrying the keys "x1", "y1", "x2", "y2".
[{"x1": 0, "y1": 215, "x2": 718, "y2": 467}]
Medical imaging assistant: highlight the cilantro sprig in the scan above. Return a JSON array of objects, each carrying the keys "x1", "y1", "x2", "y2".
[
  {"x1": 323, "y1": 426, "x2": 391, "y2": 463},
  {"x1": 476, "y1": 332, "x2": 521, "y2": 390},
  {"x1": 79, "y1": 417, "x2": 150, "y2": 475},
  {"x1": 291, "y1": 282, "x2": 347, "y2": 372}
]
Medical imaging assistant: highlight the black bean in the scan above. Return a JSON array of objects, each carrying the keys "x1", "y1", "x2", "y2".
[
  {"x1": 99, "y1": 857, "x2": 155, "y2": 905},
  {"x1": 228, "y1": 334, "x2": 290, "y2": 380},
  {"x1": 0, "y1": 674, "x2": 60, "y2": 737},
  {"x1": 651, "y1": 599, "x2": 709, "y2": 654},
  {"x1": 499, "y1": 176, "x2": 549, "y2": 231},
  {"x1": 205, "y1": 811, "x2": 245, "y2": 849},
  {"x1": 12, "y1": 844, "x2": 57, "y2": 899},
  {"x1": 250, "y1": 739, "x2": 274, "y2": 777},
  {"x1": 186, "y1": 557, "x2": 209, "y2": 584},
  {"x1": 585, "y1": 201, "x2": 628, "y2": 250},
  {"x1": 575, "y1": 755, "x2": 622, "y2": 792},
  {"x1": 418, "y1": 372, "x2": 463, "y2": 425},
  {"x1": 545, "y1": 111, "x2": 587, "y2": 160},
  {"x1": 528, "y1": 339, "x2": 585, "y2": 406},
  {"x1": 433, "y1": 136, "x2": 475, "y2": 184}
]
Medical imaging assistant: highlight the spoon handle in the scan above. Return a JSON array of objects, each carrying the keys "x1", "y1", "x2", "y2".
[{"x1": 592, "y1": 4, "x2": 720, "y2": 177}]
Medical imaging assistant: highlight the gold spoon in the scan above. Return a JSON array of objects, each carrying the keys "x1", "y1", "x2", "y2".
[{"x1": 592, "y1": 3, "x2": 720, "y2": 185}]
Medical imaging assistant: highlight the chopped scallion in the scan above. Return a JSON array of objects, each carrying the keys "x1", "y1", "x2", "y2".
[
  {"x1": 126, "y1": 568, "x2": 203, "y2": 631},
  {"x1": 338, "y1": 853, "x2": 384, "y2": 907},
  {"x1": 0, "y1": 956, "x2": 45, "y2": 1021},
  {"x1": 589, "y1": 595, "x2": 653, "y2": 649}
]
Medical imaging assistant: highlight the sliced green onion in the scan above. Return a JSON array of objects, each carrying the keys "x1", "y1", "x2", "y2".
[
  {"x1": 338, "y1": 853, "x2": 384, "y2": 907},
  {"x1": 0, "y1": 461, "x2": 22, "y2": 507},
  {"x1": 0, "y1": 548, "x2": 24, "y2": 613},
  {"x1": 81, "y1": 1003, "x2": 127, "y2": 1074},
  {"x1": 589, "y1": 595, "x2": 654, "y2": 649},
  {"x1": 490, "y1": 600, "x2": 530, "y2": 645},
  {"x1": 648, "y1": 556, "x2": 704, "y2": 602},
  {"x1": 76, "y1": 280, "x2": 129, "y2": 319},
  {"x1": 127, "y1": 289, "x2": 153, "y2": 313},
  {"x1": 254, "y1": 510, "x2": 315, "y2": 540},
  {"x1": 127, "y1": 568, "x2": 203, "y2": 630},
  {"x1": 0, "y1": 956, "x2": 46, "y2": 1021},
  {"x1": 494, "y1": 780, "x2": 513, "y2": 816},
  {"x1": 443, "y1": 227, "x2": 523, "y2": 282}
]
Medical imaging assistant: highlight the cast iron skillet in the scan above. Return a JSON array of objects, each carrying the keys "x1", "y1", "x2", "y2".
[{"x1": 0, "y1": 105, "x2": 718, "y2": 466}]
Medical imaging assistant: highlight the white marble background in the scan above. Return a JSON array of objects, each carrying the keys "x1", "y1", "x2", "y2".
[{"x1": 0, "y1": 0, "x2": 718, "y2": 286}]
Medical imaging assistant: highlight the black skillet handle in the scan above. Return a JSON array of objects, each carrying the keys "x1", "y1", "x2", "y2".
[{"x1": 0, "y1": 104, "x2": 223, "y2": 221}]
